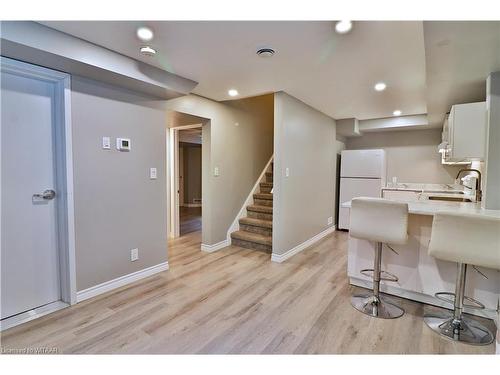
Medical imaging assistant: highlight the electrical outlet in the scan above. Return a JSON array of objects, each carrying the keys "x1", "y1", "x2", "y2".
[
  {"x1": 130, "y1": 248, "x2": 139, "y2": 262},
  {"x1": 327, "y1": 216, "x2": 333, "y2": 225},
  {"x1": 285, "y1": 167, "x2": 290, "y2": 177}
]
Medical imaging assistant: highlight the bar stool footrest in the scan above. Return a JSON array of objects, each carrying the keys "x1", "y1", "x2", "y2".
[
  {"x1": 434, "y1": 292, "x2": 485, "y2": 310},
  {"x1": 434, "y1": 292, "x2": 455, "y2": 305},
  {"x1": 360, "y1": 268, "x2": 399, "y2": 282},
  {"x1": 464, "y1": 296, "x2": 485, "y2": 310}
]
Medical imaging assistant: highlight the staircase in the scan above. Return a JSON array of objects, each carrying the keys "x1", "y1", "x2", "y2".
[{"x1": 230, "y1": 164, "x2": 273, "y2": 252}]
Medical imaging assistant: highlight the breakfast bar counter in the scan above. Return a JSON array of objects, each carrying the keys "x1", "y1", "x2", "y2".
[
  {"x1": 341, "y1": 199, "x2": 500, "y2": 319},
  {"x1": 343, "y1": 199, "x2": 500, "y2": 218}
]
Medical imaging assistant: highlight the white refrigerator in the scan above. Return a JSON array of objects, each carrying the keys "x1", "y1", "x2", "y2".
[{"x1": 338, "y1": 149, "x2": 386, "y2": 230}]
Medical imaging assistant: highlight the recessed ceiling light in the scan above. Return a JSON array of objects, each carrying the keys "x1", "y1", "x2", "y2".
[
  {"x1": 137, "y1": 27, "x2": 154, "y2": 42},
  {"x1": 140, "y1": 46, "x2": 156, "y2": 56},
  {"x1": 256, "y1": 48, "x2": 276, "y2": 57},
  {"x1": 335, "y1": 20, "x2": 353, "y2": 34},
  {"x1": 393, "y1": 110, "x2": 402, "y2": 116},
  {"x1": 374, "y1": 82, "x2": 387, "y2": 91},
  {"x1": 228, "y1": 89, "x2": 239, "y2": 97}
]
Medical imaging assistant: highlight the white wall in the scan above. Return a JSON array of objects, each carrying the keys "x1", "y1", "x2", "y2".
[
  {"x1": 483, "y1": 72, "x2": 500, "y2": 209},
  {"x1": 273, "y1": 92, "x2": 337, "y2": 256},
  {"x1": 166, "y1": 94, "x2": 274, "y2": 245},
  {"x1": 346, "y1": 128, "x2": 462, "y2": 184},
  {"x1": 336, "y1": 139, "x2": 346, "y2": 154},
  {"x1": 71, "y1": 76, "x2": 168, "y2": 291},
  {"x1": 335, "y1": 139, "x2": 346, "y2": 222}
]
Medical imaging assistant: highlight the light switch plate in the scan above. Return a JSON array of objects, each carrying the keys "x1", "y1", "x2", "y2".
[
  {"x1": 102, "y1": 137, "x2": 111, "y2": 149},
  {"x1": 150, "y1": 167, "x2": 157, "y2": 179},
  {"x1": 285, "y1": 168, "x2": 290, "y2": 177},
  {"x1": 130, "y1": 248, "x2": 139, "y2": 262},
  {"x1": 214, "y1": 167, "x2": 220, "y2": 177}
]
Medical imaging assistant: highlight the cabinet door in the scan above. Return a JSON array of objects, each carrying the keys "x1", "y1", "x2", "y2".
[
  {"x1": 449, "y1": 102, "x2": 486, "y2": 161},
  {"x1": 448, "y1": 108, "x2": 455, "y2": 155},
  {"x1": 442, "y1": 118, "x2": 449, "y2": 144}
]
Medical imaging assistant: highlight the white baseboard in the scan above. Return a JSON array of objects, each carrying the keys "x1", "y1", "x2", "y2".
[
  {"x1": 271, "y1": 225, "x2": 336, "y2": 263},
  {"x1": 0, "y1": 301, "x2": 69, "y2": 331},
  {"x1": 201, "y1": 239, "x2": 229, "y2": 253},
  {"x1": 76, "y1": 261, "x2": 169, "y2": 303}
]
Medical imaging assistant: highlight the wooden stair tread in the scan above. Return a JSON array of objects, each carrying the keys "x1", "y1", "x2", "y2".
[
  {"x1": 239, "y1": 217, "x2": 272, "y2": 228},
  {"x1": 230, "y1": 162, "x2": 274, "y2": 251},
  {"x1": 253, "y1": 193, "x2": 273, "y2": 200},
  {"x1": 247, "y1": 205, "x2": 273, "y2": 213},
  {"x1": 231, "y1": 230, "x2": 272, "y2": 246}
]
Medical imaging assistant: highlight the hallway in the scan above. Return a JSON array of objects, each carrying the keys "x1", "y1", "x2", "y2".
[{"x1": 180, "y1": 206, "x2": 202, "y2": 236}]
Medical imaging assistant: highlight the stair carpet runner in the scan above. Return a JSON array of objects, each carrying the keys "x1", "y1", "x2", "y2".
[{"x1": 230, "y1": 164, "x2": 273, "y2": 252}]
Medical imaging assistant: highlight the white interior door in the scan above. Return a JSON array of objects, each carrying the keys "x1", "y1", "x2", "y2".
[{"x1": 1, "y1": 69, "x2": 61, "y2": 319}]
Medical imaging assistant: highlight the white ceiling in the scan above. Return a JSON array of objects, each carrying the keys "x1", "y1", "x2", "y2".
[
  {"x1": 40, "y1": 21, "x2": 500, "y2": 124},
  {"x1": 40, "y1": 21, "x2": 427, "y2": 120},
  {"x1": 423, "y1": 21, "x2": 500, "y2": 126}
]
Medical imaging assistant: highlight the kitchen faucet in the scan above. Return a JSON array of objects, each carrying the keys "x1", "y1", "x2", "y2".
[{"x1": 455, "y1": 169, "x2": 482, "y2": 202}]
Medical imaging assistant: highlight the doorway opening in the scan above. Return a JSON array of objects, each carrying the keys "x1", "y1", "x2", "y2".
[
  {"x1": 167, "y1": 111, "x2": 208, "y2": 240},
  {"x1": 179, "y1": 129, "x2": 202, "y2": 235}
]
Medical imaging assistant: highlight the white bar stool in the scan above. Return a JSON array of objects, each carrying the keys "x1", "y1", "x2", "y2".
[
  {"x1": 349, "y1": 197, "x2": 409, "y2": 319},
  {"x1": 424, "y1": 212, "x2": 500, "y2": 345}
]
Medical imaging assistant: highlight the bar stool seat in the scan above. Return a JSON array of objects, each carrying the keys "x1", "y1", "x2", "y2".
[
  {"x1": 349, "y1": 197, "x2": 409, "y2": 319},
  {"x1": 424, "y1": 212, "x2": 500, "y2": 345}
]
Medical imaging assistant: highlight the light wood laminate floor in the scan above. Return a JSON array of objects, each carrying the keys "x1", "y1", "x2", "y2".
[
  {"x1": 0, "y1": 230, "x2": 495, "y2": 354},
  {"x1": 180, "y1": 206, "x2": 202, "y2": 235}
]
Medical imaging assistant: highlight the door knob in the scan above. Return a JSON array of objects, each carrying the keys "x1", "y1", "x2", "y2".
[{"x1": 33, "y1": 189, "x2": 56, "y2": 200}]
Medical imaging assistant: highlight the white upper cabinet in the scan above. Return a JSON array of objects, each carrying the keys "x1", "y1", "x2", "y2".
[{"x1": 443, "y1": 101, "x2": 487, "y2": 162}]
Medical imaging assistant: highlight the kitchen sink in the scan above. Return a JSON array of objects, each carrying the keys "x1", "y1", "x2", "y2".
[{"x1": 428, "y1": 196, "x2": 473, "y2": 202}]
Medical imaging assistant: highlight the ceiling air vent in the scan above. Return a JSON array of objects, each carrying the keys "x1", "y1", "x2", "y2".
[{"x1": 256, "y1": 48, "x2": 276, "y2": 57}]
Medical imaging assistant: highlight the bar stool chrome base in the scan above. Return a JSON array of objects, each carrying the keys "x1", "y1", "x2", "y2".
[
  {"x1": 424, "y1": 310, "x2": 494, "y2": 346},
  {"x1": 351, "y1": 293, "x2": 404, "y2": 319}
]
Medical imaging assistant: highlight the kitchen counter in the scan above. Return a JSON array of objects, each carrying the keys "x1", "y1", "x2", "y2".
[
  {"x1": 342, "y1": 198, "x2": 500, "y2": 320},
  {"x1": 341, "y1": 199, "x2": 500, "y2": 218}
]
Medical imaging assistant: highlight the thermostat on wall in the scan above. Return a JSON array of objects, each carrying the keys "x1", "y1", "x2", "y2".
[{"x1": 116, "y1": 138, "x2": 131, "y2": 151}]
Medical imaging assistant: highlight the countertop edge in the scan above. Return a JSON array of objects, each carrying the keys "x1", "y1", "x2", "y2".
[{"x1": 341, "y1": 200, "x2": 500, "y2": 218}]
